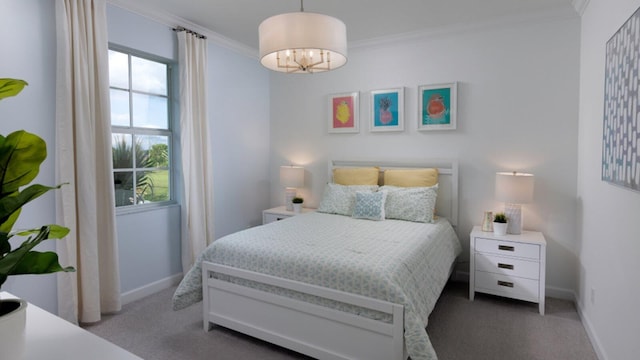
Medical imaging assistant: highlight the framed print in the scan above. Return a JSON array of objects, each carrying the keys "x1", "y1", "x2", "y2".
[
  {"x1": 370, "y1": 87, "x2": 404, "y2": 132},
  {"x1": 417, "y1": 82, "x2": 457, "y2": 131},
  {"x1": 328, "y1": 92, "x2": 359, "y2": 133},
  {"x1": 602, "y1": 5, "x2": 640, "y2": 192}
]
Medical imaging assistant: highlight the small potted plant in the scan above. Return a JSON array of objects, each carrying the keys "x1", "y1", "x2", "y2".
[
  {"x1": 292, "y1": 197, "x2": 304, "y2": 214},
  {"x1": 493, "y1": 212, "x2": 508, "y2": 236}
]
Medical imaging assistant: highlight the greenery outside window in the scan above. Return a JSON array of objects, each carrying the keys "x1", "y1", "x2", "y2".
[{"x1": 108, "y1": 48, "x2": 172, "y2": 208}]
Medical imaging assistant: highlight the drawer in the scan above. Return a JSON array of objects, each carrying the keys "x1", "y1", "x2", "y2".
[
  {"x1": 475, "y1": 237, "x2": 540, "y2": 260},
  {"x1": 474, "y1": 271, "x2": 539, "y2": 303},
  {"x1": 263, "y1": 213, "x2": 291, "y2": 224},
  {"x1": 475, "y1": 253, "x2": 540, "y2": 280}
]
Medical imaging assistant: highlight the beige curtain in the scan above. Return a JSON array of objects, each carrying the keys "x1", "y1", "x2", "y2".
[
  {"x1": 54, "y1": 0, "x2": 121, "y2": 323},
  {"x1": 177, "y1": 30, "x2": 215, "y2": 274}
]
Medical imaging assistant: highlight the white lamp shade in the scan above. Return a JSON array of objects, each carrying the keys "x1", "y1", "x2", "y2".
[
  {"x1": 259, "y1": 12, "x2": 347, "y2": 72},
  {"x1": 280, "y1": 166, "x2": 304, "y2": 188},
  {"x1": 495, "y1": 172, "x2": 534, "y2": 204}
]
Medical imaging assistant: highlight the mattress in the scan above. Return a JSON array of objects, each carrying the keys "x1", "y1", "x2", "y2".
[{"x1": 173, "y1": 212, "x2": 461, "y2": 360}]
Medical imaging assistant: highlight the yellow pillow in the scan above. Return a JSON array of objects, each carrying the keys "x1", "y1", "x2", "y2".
[
  {"x1": 383, "y1": 168, "x2": 438, "y2": 187},
  {"x1": 333, "y1": 167, "x2": 380, "y2": 185}
]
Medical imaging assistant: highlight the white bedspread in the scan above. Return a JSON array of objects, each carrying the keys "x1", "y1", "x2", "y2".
[{"x1": 173, "y1": 212, "x2": 461, "y2": 360}]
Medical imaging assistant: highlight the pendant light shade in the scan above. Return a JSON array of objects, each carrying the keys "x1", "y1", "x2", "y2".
[{"x1": 259, "y1": 8, "x2": 347, "y2": 73}]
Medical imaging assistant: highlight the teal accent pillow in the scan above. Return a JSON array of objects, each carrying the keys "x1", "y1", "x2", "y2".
[
  {"x1": 381, "y1": 184, "x2": 438, "y2": 223},
  {"x1": 352, "y1": 190, "x2": 388, "y2": 221},
  {"x1": 317, "y1": 183, "x2": 379, "y2": 216}
]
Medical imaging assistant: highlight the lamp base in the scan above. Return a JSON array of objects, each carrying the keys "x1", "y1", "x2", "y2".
[
  {"x1": 505, "y1": 203, "x2": 522, "y2": 235},
  {"x1": 284, "y1": 188, "x2": 296, "y2": 211}
]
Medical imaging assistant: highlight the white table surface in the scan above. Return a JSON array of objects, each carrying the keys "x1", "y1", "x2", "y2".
[{"x1": 1, "y1": 292, "x2": 142, "y2": 360}]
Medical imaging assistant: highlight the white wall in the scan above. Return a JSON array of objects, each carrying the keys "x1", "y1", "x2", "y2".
[
  {"x1": 106, "y1": 3, "x2": 183, "y2": 296},
  {"x1": 577, "y1": 0, "x2": 640, "y2": 359},
  {"x1": 0, "y1": 0, "x2": 59, "y2": 314},
  {"x1": 269, "y1": 17, "x2": 581, "y2": 295}
]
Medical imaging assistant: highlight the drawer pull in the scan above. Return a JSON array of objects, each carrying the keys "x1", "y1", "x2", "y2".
[
  {"x1": 498, "y1": 263, "x2": 514, "y2": 270},
  {"x1": 497, "y1": 280, "x2": 514, "y2": 288},
  {"x1": 498, "y1": 245, "x2": 515, "y2": 252}
]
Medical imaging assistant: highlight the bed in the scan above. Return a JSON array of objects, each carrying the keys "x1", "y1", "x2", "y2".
[{"x1": 173, "y1": 160, "x2": 462, "y2": 360}]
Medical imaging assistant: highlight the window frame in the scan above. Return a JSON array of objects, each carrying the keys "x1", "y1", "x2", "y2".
[{"x1": 108, "y1": 44, "x2": 177, "y2": 213}]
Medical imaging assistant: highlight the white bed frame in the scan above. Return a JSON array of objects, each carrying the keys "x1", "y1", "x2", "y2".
[{"x1": 202, "y1": 159, "x2": 459, "y2": 360}]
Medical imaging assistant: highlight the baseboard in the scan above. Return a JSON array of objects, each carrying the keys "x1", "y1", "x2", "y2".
[
  {"x1": 575, "y1": 300, "x2": 609, "y2": 360},
  {"x1": 120, "y1": 273, "x2": 183, "y2": 306},
  {"x1": 545, "y1": 285, "x2": 575, "y2": 301},
  {"x1": 453, "y1": 270, "x2": 469, "y2": 283}
]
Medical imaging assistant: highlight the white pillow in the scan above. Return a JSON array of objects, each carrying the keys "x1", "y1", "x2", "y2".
[
  {"x1": 380, "y1": 184, "x2": 438, "y2": 223},
  {"x1": 352, "y1": 190, "x2": 388, "y2": 221},
  {"x1": 317, "y1": 183, "x2": 379, "y2": 216}
]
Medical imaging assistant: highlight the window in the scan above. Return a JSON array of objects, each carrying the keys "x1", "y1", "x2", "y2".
[{"x1": 108, "y1": 48, "x2": 173, "y2": 208}]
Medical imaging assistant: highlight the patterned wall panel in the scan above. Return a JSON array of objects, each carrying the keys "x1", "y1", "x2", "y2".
[{"x1": 602, "y1": 6, "x2": 640, "y2": 192}]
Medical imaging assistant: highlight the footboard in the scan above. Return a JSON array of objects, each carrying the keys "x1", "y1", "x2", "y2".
[{"x1": 202, "y1": 262, "x2": 407, "y2": 360}]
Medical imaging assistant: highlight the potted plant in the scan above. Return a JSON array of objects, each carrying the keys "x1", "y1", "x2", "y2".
[
  {"x1": 493, "y1": 212, "x2": 508, "y2": 236},
  {"x1": 292, "y1": 197, "x2": 304, "y2": 214},
  {"x1": 0, "y1": 78, "x2": 75, "y2": 359}
]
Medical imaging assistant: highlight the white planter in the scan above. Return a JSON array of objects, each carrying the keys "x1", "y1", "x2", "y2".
[
  {"x1": 493, "y1": 222, "x2": 508, "y2": 236},
  {"x1": 293, "y1": 203, "x2": 302, "y2": 214},
  {"x1": 0, "y1": 298, "x2": 27, "y2": 360}
]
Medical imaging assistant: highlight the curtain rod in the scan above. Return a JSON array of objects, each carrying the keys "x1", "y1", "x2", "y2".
[{"x1": 173, "y1": 26, "x2": 207, "y2": 40}]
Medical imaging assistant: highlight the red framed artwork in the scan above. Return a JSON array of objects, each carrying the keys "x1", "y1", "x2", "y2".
[{"x1": 328, "y1": 92, "x2": 359, "y2": 133}]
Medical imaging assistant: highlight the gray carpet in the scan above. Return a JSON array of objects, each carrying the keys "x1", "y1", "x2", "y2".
[{"x1": 83, "y1": 281, "x2": 597, "y2": 360}]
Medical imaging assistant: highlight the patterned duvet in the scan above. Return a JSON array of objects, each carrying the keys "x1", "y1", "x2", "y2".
[{"x1": 172, "y1": 212, "x2": 461, "y2": 360}]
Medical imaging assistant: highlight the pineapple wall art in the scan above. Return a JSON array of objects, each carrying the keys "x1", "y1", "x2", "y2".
[
  {"x1": 370, "y1": 88, "x2": 404, "y2": 132},
  {"x1": 418, "y1": 82, "x2": 457, "y2": 131},
  {"x1": 328, "y1": 92, "x2": 359, "y2": 133}
]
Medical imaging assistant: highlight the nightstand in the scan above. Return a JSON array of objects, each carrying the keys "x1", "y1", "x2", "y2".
[
  {"x1": 262, "y1": 205, "x2": 315, "y2": 224},
  {"x1": 469, "y1": 225, "x2": 546, "y2": 315}
]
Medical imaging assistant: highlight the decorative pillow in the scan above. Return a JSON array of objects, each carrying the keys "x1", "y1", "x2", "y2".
[
  {"x1": 352, "y1": 191, "x2": 388, "y2": 221},
  {"x1": 317, "y1": 183, "x2": 379, "y2": 216},
  {"x1": 383, "y1": 168, "x2": 438, "y2": 187},
  {"x1": 333, "y1": 167, "x2": 380, "y2": 185},
  {"x1": 381, "y1": 184, "x2": 438, "y2": 223}
]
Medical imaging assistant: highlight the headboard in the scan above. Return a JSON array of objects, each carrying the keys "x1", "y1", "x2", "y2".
[{"x1": 329, "y1": 159, "x2": 459, "y2": 227}]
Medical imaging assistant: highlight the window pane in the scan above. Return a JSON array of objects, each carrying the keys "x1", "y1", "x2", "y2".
[
  {"x1": 131, "y1": 56, "x2": 167, "y2": 95},
  {"x1": 132, "y1": 93, "x2": 168, "y2": 129},
  {"x1": 114, "y1": 171, "x2": 134, "y2": 207},
  {"x1": 137, "y1": 170, "x2": 170, "y2": 203},
  {"x1": 108, "y1": 50, "x2": 129, "y2": 89},
  {"x1": 110, "y1": 89, "x2": 130, "y2": 126},
  {"x1": 112, "y1": 133, "x2": 133, "y2": 169},
  {"x1": 137, "y1": 135, "x2": 169, "y2": 169}
]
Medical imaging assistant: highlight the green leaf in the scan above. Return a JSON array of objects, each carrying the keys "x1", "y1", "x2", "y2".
[
  {"x1": 9, "y1": 251, "x2": 75, "y2": 275},
  {"x1": 0, "y1": 79, "x2": 28, "y2": 101},
  {"x1": 0, "y1": 184, "x2": 60, "y2": 230},
  {"x1": 0, "y1": 232, "x2": 10, "y2": 255},
  {"x1": 0, "y1": 226, "x2": 48, "y2": 275},
  {"x1": 0, "y1": 208, "x2": 20, "y2": 234},
  {"x1": 17, "y1": 224, "x2": 69, "y2": 239},
  {"x1": 0, "y1": 130, "x2": 47, "y2": 196}
]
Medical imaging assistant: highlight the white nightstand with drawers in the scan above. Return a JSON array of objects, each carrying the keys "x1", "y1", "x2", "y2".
[
  {"x1": 262, "y1": 205, "x2": 315, "y2": 225},
  {"x1": 469, "y1": 226, "x2": 546, "y2": 315}
]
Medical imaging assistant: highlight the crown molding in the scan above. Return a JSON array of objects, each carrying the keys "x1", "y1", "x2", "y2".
[
  {"x1": 350, "y1": 5, "x2": 580, "y2": 50},
  {"x1": 571, "y1": 0, "x2": 590, "y2": 16},
  {"x1": 107, "y1": 0, "x2": 258, "y2": 59}
]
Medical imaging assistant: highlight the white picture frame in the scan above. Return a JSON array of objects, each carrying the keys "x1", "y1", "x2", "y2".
[
  {"x1": 417, "y1": 82, "x2": 457, "y2": 131},
  {"x1": 328, "y1": 92, "x2": 359, "y2": 133},
  {"x1": 369, "y1": 87, "x2": 404, "y2": 132}
]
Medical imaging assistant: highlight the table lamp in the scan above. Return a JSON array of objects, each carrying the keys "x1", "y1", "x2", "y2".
[
  {"x1": 280, "y1": 165, "x2": 304, "y2": 211},
  {"x1": 495, "y1": 171, "x2": 534, "y2": 235}
]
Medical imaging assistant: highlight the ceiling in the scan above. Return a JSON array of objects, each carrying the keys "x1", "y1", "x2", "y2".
[{"x1": 120, "y1": 0, "x2": 579, "y2": 50}]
